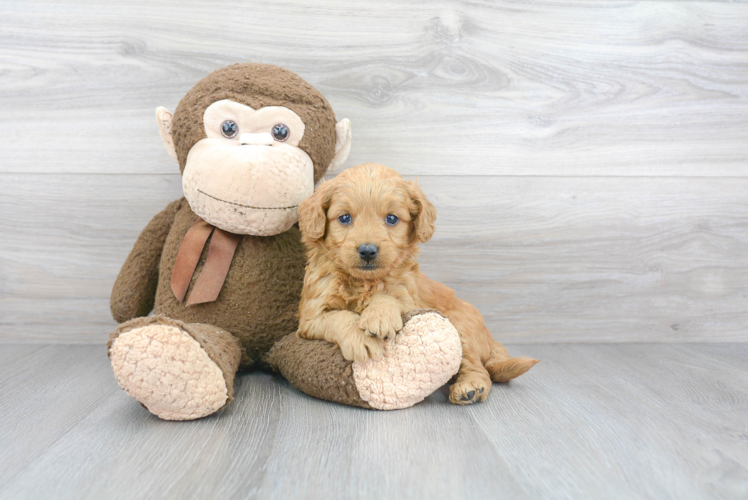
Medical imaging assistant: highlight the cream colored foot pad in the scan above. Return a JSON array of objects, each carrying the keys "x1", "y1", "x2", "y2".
[
  {"x1": 353, "y1": 311, "x2": 462, "y2": 410},
  {"x1": 109, "y1": 325, "x2": 228, "y2": 420}
]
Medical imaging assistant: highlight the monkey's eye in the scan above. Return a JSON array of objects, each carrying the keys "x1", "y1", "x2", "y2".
[
  {"x1": 338, "y1": 214, "x2": 352, "y2": 225},
  {"x1": 221, "y1": 120, "x2": 238, "y2": 138},
  {"x1": 385, "y1": 214, "x2": 399, "y2": 226},
  {"x1": 271, "y1": 123, "x2": 290, "y2": 142}
]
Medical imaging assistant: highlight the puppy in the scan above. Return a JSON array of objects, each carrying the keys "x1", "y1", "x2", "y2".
[{"x1": 296, "y1": 163, "x2": 538, "y2": 405}]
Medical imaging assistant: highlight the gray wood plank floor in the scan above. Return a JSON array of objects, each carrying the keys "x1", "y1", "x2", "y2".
[{"x1": 1, "y1": 343, "x2": 746, "y2": 500}]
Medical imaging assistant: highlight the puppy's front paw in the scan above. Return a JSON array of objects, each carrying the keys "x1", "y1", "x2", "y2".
[
  {"x1": 338, "y1": 328, "x2": 385, "y2": 362},
  {"x1": 449, "y1": 377, "x2": 491, "y2": 405},
  {"x1": 358, "y1": 306, "x2": 403, "y2": 340}
]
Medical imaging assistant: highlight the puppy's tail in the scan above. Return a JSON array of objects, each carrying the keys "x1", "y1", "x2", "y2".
[{"x1": 485, "y1": 341, "x2": 539, "y2": 383}]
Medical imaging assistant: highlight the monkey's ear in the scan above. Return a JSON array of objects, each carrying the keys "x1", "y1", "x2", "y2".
[
  {"x1": 407, "y1": 180, "x2": 437, "y2": 243},
  {"x1": 328, "y1": 119, "x2": 351, "y2": 171},
  {"x1": 155, "y1": 107, "x2": 179, "y2": 164},
  {"x1": 298, "y1": 180, "x2": 335, "y2": 241}
]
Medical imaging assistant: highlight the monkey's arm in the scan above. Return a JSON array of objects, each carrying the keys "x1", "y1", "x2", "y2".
[{"x1": 110, "y1": 199, "x2": 183, "y2": 323}]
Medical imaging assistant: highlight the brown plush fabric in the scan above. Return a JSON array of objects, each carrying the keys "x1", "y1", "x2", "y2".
[
  {"x1": 123, "y1": 198, "x2": 307, "y2": 369},
  {"x1": 111, "y1": 199, "x2": 182, "y2": 323},
  {"x1": 265, "y1": 333, "x2": 372, "y2": 409},
  {"x1": 172, "y1": 63, "x2": 337, "y2": 184},
  {"x1": 108, "y1": 314, "x2": 243, "y2": 409},
  {"x1": 108, "y1": 63, "x2": 362, "y2": 417},
  {"x1": 264, "y1": 310, "x2": 445, "y2": 408},
  {"x1": 177, "y1": 320, "x2": 243, "y2": 407}
]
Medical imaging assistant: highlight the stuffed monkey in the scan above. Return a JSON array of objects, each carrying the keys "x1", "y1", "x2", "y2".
[{"x1": 107, "y1": 63, "x2": 462, "y2": 420}]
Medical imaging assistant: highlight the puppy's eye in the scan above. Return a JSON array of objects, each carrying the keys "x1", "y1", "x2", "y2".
[
  {"x1": 221, "y1": 120, "x2": 238, "y2": 138},
  {"x1": 338, "y1": 214, "x2": 352, "y2": 225},
  {"x1": 271, "y1": 123, "x2": 290, "y2": 142},
  {"x1": 385, "y1": 214, "x2": 399, "y2": 226}
]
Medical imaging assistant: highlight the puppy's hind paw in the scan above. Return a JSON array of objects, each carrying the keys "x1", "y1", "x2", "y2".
[{"x1": 449, "y1": 378, "x2": 490, "y2": 405}]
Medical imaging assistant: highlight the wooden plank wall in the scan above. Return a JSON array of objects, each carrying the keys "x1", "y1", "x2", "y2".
[{"x1": 1, "y1": 0, "x2": 746, "y2": 343}]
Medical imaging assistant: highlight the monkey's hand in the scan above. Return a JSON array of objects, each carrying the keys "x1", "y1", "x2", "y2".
[
  {"x1": 111, "y1": 199, "x2": 182, "y2": 323},
  {"x1": 358, "y1": 299, "x2": 403, "y2": 341}
]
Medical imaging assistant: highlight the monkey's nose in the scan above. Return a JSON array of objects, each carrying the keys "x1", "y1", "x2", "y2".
[
  {"x1": 239, "y1": 132, "x2": 274, "y2": 146},
  {"x1": 358, "y1": 244, "x2": 378, "y2": 263}
]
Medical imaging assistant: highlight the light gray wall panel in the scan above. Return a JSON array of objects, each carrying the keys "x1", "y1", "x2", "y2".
[
  {"x1": 1, "y1": 174, "x2": 745, "y2": 343},
  {"x1": 0, "y1": 0, "x2": 746, "y2": 176}
]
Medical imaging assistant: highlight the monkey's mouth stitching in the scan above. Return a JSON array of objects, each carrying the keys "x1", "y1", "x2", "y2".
[{"x1": 198, "y1": 189, "x2": 298, "y2": 211}]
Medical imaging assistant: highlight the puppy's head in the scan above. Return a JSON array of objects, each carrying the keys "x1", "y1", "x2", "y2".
[{"x1": 298, "y1": 163, "x2": 436, "y2": 280}]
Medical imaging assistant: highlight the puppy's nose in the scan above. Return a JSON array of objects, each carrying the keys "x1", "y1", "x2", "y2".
[{"x1": 358, "y1": 244, "x2": 378, "y2": 263}]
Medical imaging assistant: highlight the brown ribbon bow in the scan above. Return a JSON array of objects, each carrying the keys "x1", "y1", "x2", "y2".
[{"x1": 171, "y1": 219, "x2": 241, "y2": 306}]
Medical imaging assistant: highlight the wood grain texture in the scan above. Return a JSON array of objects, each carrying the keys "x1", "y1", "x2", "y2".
[
  {"x1": 0, "y1": 345, "x2": 117, "y2": 487},
  {"x1": 0, "y1": 343, "x2": 746, "y2": 500},
  {"x1": 1, "y1": 174, "x2": 746, "y2": 343},
  {"x1": 0, "y1": 0, "x2": 746, "y2": 176}
]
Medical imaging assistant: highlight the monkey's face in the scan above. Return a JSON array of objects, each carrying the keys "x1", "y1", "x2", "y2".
[
  {"x1": 157, "y1": 64, "x2": 352, "y2": 236},
  {"x1": 181, "y1": 100, "x2": 314, "y2": 236}
]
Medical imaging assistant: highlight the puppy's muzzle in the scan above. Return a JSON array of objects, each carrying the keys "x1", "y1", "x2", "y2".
[{"x1": 358, "y1": 244, "x2": 378, "y2": 264}]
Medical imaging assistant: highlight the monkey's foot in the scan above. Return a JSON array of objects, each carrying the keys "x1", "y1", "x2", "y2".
[
  {"x1": 108, "y1": 316, "x2": 241, "y2": 421},
  {"x1": 352, "y1": 310, "x2": 462, "y2": 410},
  {"x1": 267, "y1": 310, "x2": 462, "y2": 410}
]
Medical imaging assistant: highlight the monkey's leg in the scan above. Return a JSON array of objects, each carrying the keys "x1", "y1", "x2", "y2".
[
  {"x1": 107, "y1": 315, "x2": 242, "y2": 421},
  {"x1": 266, "y1": 310, "x2": 462, "y2": 410}
]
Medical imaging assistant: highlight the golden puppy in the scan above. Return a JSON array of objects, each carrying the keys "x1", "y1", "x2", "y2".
[{"x1": 296, "y1": 163, "x2": 538, "y2": 405}]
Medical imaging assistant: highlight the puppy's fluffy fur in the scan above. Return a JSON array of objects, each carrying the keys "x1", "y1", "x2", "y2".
[{"x1": 297, "y1": 163, "x2": 538, "y2": 405}]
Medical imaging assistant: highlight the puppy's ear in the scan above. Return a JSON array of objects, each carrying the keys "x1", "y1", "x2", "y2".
[
  {"x1": 298, "y1": 180, "x2": 335, "y2": 240},
  {"x1": 407, "y1": 180, "x2": 437, "y2": 243}
]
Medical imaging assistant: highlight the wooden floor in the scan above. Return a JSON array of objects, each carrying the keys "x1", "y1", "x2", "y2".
[{"x1": 1, "y1": 343, "x2": 746, "y2": 500}]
